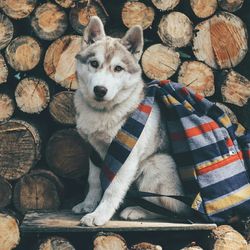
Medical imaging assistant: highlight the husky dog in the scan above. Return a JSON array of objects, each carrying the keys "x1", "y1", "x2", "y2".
[{"x1": 73, "y1": 16, "x2": 191, "y2": 226}]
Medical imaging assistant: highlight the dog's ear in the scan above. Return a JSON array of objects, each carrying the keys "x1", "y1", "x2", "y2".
[
  {"x1": 121, "y1": 25, "x2": 144, "y2": 61},
  {"x1": 83, "y1": 16, "x2": 106, "y2": 45}
]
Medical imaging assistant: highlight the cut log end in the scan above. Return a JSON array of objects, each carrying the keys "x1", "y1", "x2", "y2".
[
  {"x1": 193, "y1": 12, "x2": 248, "y2": 69},
  {"x1": 44, "y1": 35, "x2": 82, "y2": 90},
  {"x1": 55, "y1": 0, "x2": 76, "y2": 8},
  {"x1": 69, "y1": 2, "x2": 108, "y2": 34},
  {"x1": 0, "y1": 177, "x2": 12, "y2": 208},
  {"x1": 221, "y1": 70, "x2": 250, "y2": 107},
  {"x1": 0, "y1": 93, "x2": 14, "y2": 122},
  {"x1": 46, "y1": 129, "x2": 89, "y2": 179},
  {"x1": 5, "y1": 36, "x2": 42, "y2": 71},
  {"x1": 151, "y1": 0, "x2": 180, "y2": 11},
  {"x1": 0, "y1": 54, "x2": 8, "y2": 84},
  {"x1": 0, "y1": 119, "x2": 41, "y2": 180},
  {"x1": 0, "y1": 0, "x2": 37, "y2": 19},
  {"x1": 190, "y1": 0, "x2": 218, "y2": 18},
  {"x1": 141, "y1": 44, "x2": 180, "y2": 80},
  {"x1": 49, "y1": 91, "x2": 76, "y2": 126},
  {"x1": 15, "y1": 77, "x2": 50, "y2": 114},
  {"x1": 0, "y1": 213, "x2": 20, "y2": 249},
  {"x1": 158, "y1": 12, "x2": 193, "y2": 48},
  {"x1": 93, "y1": 233, "x2": 127, "y2": 250},
  {"x1": 121, "y1": 1, "x2": 155, "y2": 30},
  {"x1": 0, "y1": 13, "x2": 14, "y2": 50},
  {"x1": 131, "y1": 242, "x2": 163, "y2": 250},
  {"x1": 218, "y1": 0, "x2": 244, "y2": 12},
  {"x1": 31, "y1": 3, "x2": 68, "y2": 41},
  {"x1": 38, "y1": 236, "x2": 75, "y2": 250},
  {"x1": 178, "y1": 61, "x2": 215, "y2": 97}
]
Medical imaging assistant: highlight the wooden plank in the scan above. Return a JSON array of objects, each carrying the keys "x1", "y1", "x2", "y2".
[{"x1": 20, "y1": 210, "x2": 217, "y2": 233}]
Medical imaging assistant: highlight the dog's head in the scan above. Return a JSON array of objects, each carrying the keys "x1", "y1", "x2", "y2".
[{"x1": 75, "y1": 16, "x2": 144, "y2": 110}]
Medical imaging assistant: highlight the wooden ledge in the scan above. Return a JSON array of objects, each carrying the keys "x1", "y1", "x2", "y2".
[{"x1": 21, "y1": 210, "x2": 217, "y2": 233}]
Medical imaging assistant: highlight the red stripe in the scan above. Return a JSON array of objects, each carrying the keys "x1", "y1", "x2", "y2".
[
  {"x1": 225, "y1": 137, "x2": 234, "y2": 147},
  {"x1": 102, "y1": 165, "x2": 115, "y2": 181},
  {"x1": 197, "y1": 151, "x2": 243, "y2": 175},
  {"x1": 194, "y1": 93, "x2": 204, "y2": 102},
  {"x1": 160, "y1": 80, "x2": 170, "y2": 86},
  {"x1": 180, "y1": 87, "x2": 189, "y2": 96},
  {"x1": 138, "y1": 104, "x2": 152, "y2": 114}
]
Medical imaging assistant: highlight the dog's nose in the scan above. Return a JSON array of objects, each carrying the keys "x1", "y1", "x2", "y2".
[{"x1": 94, "y1": 86, "x2": 107, "y2": 98}]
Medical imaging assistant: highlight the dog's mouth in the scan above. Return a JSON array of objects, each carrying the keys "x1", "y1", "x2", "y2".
[{"x1": 94, "y1": 97, "x2": 105, "y2": 102}]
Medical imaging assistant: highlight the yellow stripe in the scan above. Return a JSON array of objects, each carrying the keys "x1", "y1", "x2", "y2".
[
  {"x1": 183, "y1": 100, "x2": 194, "y2": 112},
  {"x1": 116, "y1": 131, "x2": 137, "y2": 149},
  {"x1": 235, "y1": 123, "x2": 246, "y2": 137},
  {"x1": 196, "y1": 155, "x2": 225, "y2": 171},
  {"x1": 205, "y1": 185, "x2": 250, "y2": 215},
  {"x1": 163, "y1": 95, "x2": 179, "y2": 105},
  {"x1": 219, "y1": 114, "x2": 231, "y2": 127}
]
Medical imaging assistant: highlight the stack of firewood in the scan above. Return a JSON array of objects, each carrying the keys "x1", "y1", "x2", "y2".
[{"x1": 0, "y1": 0, "x2": 250, "y2": 249}]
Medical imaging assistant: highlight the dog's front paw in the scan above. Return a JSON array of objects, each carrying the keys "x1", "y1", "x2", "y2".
[
  {"x1": 72, "y1": 201, "x2": 96, "y2": 214},
  {"x1": 80, "y1": 212, "x2": 109, "y2": 226},
  {"x1": 120, "y1": 206, "x2": 148, "y2": 220}
]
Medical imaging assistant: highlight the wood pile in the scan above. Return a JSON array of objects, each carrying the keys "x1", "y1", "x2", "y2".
[{"x1": 0, "y1": 0, "x2": 249, "y2": 249}]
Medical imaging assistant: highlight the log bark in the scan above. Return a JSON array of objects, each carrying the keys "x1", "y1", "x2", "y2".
[
  {"x1": 44, "y1": 35, "x2": 82, "y2": 90},
  {"x1": 15, "y1": 77, "x2": 50, "y2": 114},
  {"x1": 131, "y1": 242, "x2": 163, "y2": 250},
  {"x1": 141, "y1": 44, "x2": 180, "y2": 80},
  {"x1": 207, "y1": 225, "x2": 247, "y2": 250},
  {"x1": 0, "y1": 119, "x2": 41, "y2": 180},
  {"x1": 5, "y1": 36, "x2": 42, "y2": 71},
  {"x1": 158, "y1": 11, "x2": 193, "y2": 48},
  {"x1": 221, "y1": 70, "x2": 250, "y2": 107},
  {"x1": 0, "y1": 53, "x2": 8, "y2": 85},
  {"x1": 13, "y1": 170, "x2": 63, "y2": 214},
  {"x1": 38, "y1": 236, "x2": 75, "y2": 250},
  {"x1": 46, "y1": 129, "x2": 89, "y2": 179},
  {"x1": 31, "y1": 3, "x2": 68, "y2": 41},
  {"x1": 178, "y1": 61, "x2": 215, "y2": 97},
  {"x1": 193, "y1": 12, "x2": 248, "y2": 69},
  {"x1": 0, "y1": 13, "x2": 13, "y2": 50},
  {"x1": 0, "y1": 176, "x2": 12, "y2": 208},
  {"x1": 218, "y1": 0, "x2": 244, "y2": 12},
  {"x1": 0, "y1": 212, "x2": 20, "y2": 250},
  {"x1": 121, "y1": 1, "x2": 155, "y2": 30},
  {"x1": 49, "y1": 91, "x2": 76, "y2": 126},
  {"x1": 69, "y1": 2, "x2": 108, "y2": 34},
  {"x1": 190, "y1": 0, "x2": 217, "y2": 18},
  {"x1": 0, "y1": 0, "x2": 37, "y2": 19},
  {"x1": 0, "y1": 93, "x2": 14, "y2": 123},
  {"x1": 151, "y1": 0, "x2": 180, "y2": 11},
  {"x1": 93, "y1": 233, "x2": 127, "y2": 250}
]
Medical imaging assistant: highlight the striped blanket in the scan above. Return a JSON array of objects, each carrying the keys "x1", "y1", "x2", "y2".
[{"x1": 91, "y1": 80, "x2": 250, "y2": 223}]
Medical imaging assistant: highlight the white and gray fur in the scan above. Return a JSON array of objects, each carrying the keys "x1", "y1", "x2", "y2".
[{"x1": 73, "y1": 16, "x2": 191, "y2": 226}]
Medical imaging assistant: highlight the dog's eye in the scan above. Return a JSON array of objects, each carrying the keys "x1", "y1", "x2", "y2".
[
  {"x1": 90, "y1": 60, "x2": 99, "y2": 68},
  {"x1": 114, "y1": 65, "x2": 124, "y2": 72}
]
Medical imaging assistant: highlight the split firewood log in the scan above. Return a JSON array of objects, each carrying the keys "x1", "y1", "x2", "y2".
[
  {"x1": 0, "y1": 0, "x2": 37, "y2": 19},
  {"x1": 13, "y1": 170, "x2": 63, "y2": 214},
  {"x1": 0, "y1": 119, "x2": 41, "y2": 180},
  {"x1": 49, "y1": 91, "x2": 76, "y2": 126},
  {"x1": 121, "y1": 1, "x2": 155, "y2": 30},
  {"x1": 0, "y1": 13, "x2": 13, "y2": 50},
  {"x1": 131, "y1": 242, "x2": 163, "y2": 250},
  {"x1": 45, "y1": 129, "x2": 89, "y2": 179},
  {"x1": 0, "y1": 53, "x2": 8, "y2": 85},
  {"x1": 69, "y1": 2, "x2": 108, "y2": 34},
  {"x1": 151, "y1": 0, "x2": 180, "y2": 11},
  {"x1": 93, "y1": 233, "x2": 127, "y2": 250},
  {"x1": 218, "y1": 0, "x2": 244, "y2": 12},
  {"x1": 0, "y1": 93, "x2": 14, "y2": 123},
  {"x1": 0, "y1": 212, "x2": 20, "y2": 250},
  {"x1": 141, "y1": 44, "x2": 180, "y2": 80},
  {"x1": 190, "y1": 0, "x2": 218, "y2": 18},
  {"x1": 44, "y1": 35, "x2": 82, "y2": 90},
  {"x1": 193, "y1": 12, "x2": 248, "y2": 69},
  {"x1": 178, "y1": 61, "x2": 215, "y2": 97},
  {"x1": 5, "y1": 36, "x2": 42, "y2": 71},
  {"x1": 31, "y1": 3, "x2": 68, "y2": 41},
  {"x1": 207, "y1": 225, "x2": 247, "y2": 250},
  {"x1": 15, "y1": 77, "x2": 50, "y2": 114},
  {"x1": 0, "y1": 176, "x2": 12, "y2": 208},
  {"x1": 38, "y1": 236, "x2": 75, "y2": 250},
  {"x1": 221, "y1": 70, "x2": 250, "y2": 107},
  {"x1": 158, "y1": 12, "x2": 193, "y2": 48}
]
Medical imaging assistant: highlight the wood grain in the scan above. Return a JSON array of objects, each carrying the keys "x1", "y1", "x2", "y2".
[{"x1": 0, "y1": 13, "x2": 13, "y2": 50}]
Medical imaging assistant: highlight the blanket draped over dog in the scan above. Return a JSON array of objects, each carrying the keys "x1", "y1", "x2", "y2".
[{"x1": 90, "y1": 80, "x2": 250, "y2": 223}]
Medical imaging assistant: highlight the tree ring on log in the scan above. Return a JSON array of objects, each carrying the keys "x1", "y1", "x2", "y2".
[
  {"x1": 151, "y1": 0, "x2": 180, "y2": 11},
  {"x1": 190, "y1": 0, "x2": 218, "y2": 18},
  {"x1": 38, "y1": 236, "x2": 75, "y2": 250},
  {"x1": 0, "y1": 176, "x2": 12, "y2": 208},
  {"x1": 0, "y1": 93, "x2": 14, "y2": 123},
  {"x1": 218, "y1": 0, "x2": 244, "y2": 12},
  {"x1": 0, "y1": 13, "x2": 14, "y2": 50},
  {"x1": 0, "y1": 53, "x2": 8, "y2": 84}
]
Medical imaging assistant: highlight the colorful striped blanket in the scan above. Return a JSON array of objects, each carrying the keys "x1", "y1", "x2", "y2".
[{"x1": 91, "y1": 80, "x2": 250, "y2": 223}]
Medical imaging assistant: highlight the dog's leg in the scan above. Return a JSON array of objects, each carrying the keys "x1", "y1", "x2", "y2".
[
  {"x1": 72, "y1": 160, "x2": 102, "y2": 214},
  {"x1": 79, "y1": 157, "x2": 139, "y2": 226}
]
